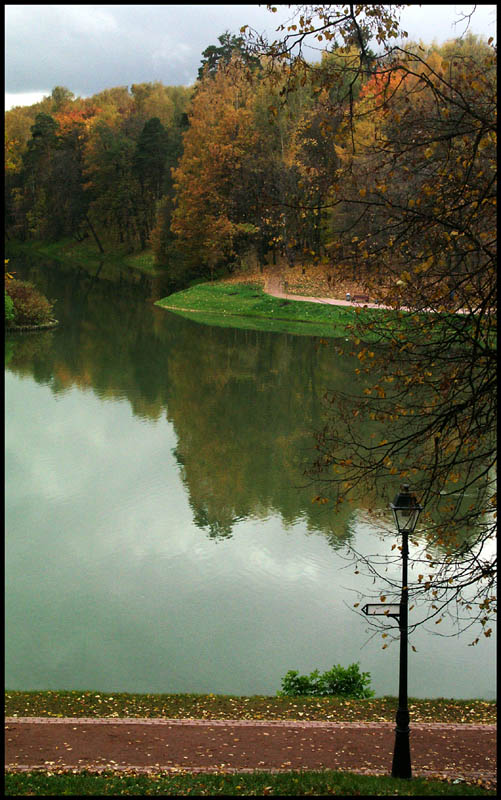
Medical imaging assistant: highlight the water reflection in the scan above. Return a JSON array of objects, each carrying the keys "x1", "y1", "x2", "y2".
[
  {"x1": 6, "y1": 256, "x2": 360, "y2": 546},
  {"x1": 5, "y1": 254, "x2": 495, "y2": 698}
]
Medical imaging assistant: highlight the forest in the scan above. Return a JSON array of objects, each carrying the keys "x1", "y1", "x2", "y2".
[{"x1": 5, "y1": 29, "x2": 495, "y2": 293}]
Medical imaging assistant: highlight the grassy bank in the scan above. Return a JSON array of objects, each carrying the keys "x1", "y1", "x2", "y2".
[
  {"x1": 156, "y1": 281, "x2": 378, "y2": 339},
  {"x1": 6, "y1": 238, "x2": 159, "y2": 278},
  {"x1": 5, "y1": 769, "x2": 496, "y2": 796},
  {"x1": 5, "y1": 691, "x2": 496, "y2": 724}
]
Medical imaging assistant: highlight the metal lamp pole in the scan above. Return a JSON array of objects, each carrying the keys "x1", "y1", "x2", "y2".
[
  {"x1": 390, "y1": 485, "x2": 423, "y2": 780},
  {"x1": 392, "y1": 522, "x2": 411, "y2": 778}
]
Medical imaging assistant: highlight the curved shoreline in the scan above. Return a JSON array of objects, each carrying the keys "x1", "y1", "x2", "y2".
[
  {"x1": 155, "y1": 283, "x2": 367, "y2": 339},
  {"x1": 160, "y1": 276, "x2": 467, "y2": 322}
]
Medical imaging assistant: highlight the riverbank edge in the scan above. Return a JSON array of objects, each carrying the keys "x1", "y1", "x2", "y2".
[
  {"x1": 4, "y1": 691, "x2": 496, "y2": 725},
  {"x1": 155, "y1": 282, "x2": 372, "y2": 339},
  {"x1": 157, "y1": 302, "x2": 355, "y2": 338},
  {"x1": 7, "y1": 239, "x2": 382, "y2": 339}
]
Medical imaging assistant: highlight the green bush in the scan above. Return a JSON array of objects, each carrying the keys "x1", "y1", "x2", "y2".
[
  {"x1": 278, "y1": 662, "x2": 375, "y2": 699},
  {"x1": 5, "y1": 279, "x2": 53, "y2": 325},
  {"x1": 5, "y1": 291, "x2": 16, "y2": 324}
]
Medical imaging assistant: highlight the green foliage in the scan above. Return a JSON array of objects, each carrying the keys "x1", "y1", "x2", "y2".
[
  {"x1": 5, "y1": 291, "x2": 16, "y2": 324},
  {"x1": 5, "y1": 79, "x2": 190, "y2": 254},
  {"x1": 278, "y1": 663, "x2": 375, "y2": 698},
  {"x1": 197, "y1": 30, "x2": 260, "y2": 81},
  {"x1": 133, "y1": 117, "x2": 169, "y2": 194},
  {"x1": 5, "y1": 279, "x2": 54, "y2": 325},
  {"x1": 50, "y1": 85, "x2": 75, "y2": 111}
]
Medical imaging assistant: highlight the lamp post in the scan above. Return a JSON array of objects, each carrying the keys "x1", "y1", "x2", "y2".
[{"x1": 390, "y1": 484, "x2": 423, "y2": 780}]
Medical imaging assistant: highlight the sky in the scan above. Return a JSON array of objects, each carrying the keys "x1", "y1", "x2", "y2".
[{"x1": 5, "y1": 4, "x2": 497, "y2": 111}]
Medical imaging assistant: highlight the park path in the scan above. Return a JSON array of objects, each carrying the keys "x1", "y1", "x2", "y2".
[
  {"x1": 263, "y1": 273, "x2": 469, "y2": 314},
  {"x1": 264, "y1": 273, "x2": 389, "y2": 310},
  {"x1": 5, "y1": 717, "x2": 496, "y2": 785}
]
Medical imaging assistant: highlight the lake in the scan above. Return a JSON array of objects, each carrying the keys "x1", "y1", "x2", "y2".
[{"x1": 5, "y1": 255, "x2": 495, "y2": 699}]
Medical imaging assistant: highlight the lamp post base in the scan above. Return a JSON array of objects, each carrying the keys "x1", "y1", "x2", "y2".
[{"x1": 391, "y1": 723, "x2": 412, "y2": 779}]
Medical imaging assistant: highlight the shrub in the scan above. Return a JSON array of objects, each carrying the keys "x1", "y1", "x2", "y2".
[
  {"x1": 278, "y1": 662, "x2": 375, "y2": 699},
  {"x1": 5, "y1": 279, "x2": 54, "y2": 325},
  {"x1": 5, "y1": 291, "x2": 16, "y2": 324}
]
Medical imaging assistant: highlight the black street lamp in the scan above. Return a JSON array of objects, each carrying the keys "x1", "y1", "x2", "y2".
[{"x1": 390, "y1": 484, "x2": 423, "y2": 780}]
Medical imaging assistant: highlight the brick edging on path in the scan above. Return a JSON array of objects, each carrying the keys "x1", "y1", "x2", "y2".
[{"x1": 5, "y1": 717, "x2": 496, "y2": 731}]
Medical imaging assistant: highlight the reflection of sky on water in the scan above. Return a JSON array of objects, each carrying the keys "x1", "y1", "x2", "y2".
[{"x1": 6, "y1": 371, "x2": 495, "y2": 699}]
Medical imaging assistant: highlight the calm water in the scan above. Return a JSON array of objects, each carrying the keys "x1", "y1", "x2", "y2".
[{"x1": 5, "y1": 256, "x2": 495, "y2": 699}]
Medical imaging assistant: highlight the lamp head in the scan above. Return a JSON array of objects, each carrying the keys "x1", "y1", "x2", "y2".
[{"x1": 390, "y1": 484, "x2": 423, "y2": 533}]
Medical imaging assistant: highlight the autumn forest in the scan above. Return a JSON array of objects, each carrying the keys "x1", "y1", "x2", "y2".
[{"x1": 5, "y1": 28, "x2": 495, "y2": 293}]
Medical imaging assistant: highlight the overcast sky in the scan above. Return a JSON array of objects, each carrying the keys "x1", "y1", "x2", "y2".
[{"x1": 5, "y1": 4, "x2": 497, "y2": 110}]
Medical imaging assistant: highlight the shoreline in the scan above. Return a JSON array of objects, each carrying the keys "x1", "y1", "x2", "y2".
[{"x1": 154, "y1": 281, "x2": 379, "y2": 339}]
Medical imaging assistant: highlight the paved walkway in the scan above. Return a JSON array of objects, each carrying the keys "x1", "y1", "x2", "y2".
[
  {"x1": 265, "y1": 275, "x2": 386, "y2": 309},
  {"x1": 264, "y1": 274, "x2": 467, "y2": 314},
  {"x1": 5, "y1": 717, "x2": 497, "y2": 784}
]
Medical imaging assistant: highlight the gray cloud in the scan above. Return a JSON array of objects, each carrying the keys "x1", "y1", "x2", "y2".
[
  {"x1": 5, "y1": 4, "x2": 291, "y2": 96},
  {"x1": 5, "y1": 4, "x2": 497, "y2": 104}
]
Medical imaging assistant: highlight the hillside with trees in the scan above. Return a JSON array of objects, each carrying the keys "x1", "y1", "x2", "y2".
[
  {"x1": 5, "y1": 28, "x2": 495, "y2": 289},
  {"x1": 5, "y1": 81, "x2": 192, "y2": 259}
]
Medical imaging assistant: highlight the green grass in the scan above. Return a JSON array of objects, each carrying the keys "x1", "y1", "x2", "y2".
[
  {"x1": 156, "y1": 281, "x2": 379, "y2": 339},
  {"x1": 4, "y1": 769, "x2": 496, "y2": 795},
  {"x1": 5, "y1": 691, "x2": 496, "y2": 724}
]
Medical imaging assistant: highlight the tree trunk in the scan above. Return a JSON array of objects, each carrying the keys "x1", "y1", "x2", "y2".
[{"x1": 85, "y1": 215, "x2": 105, "y2": 254}]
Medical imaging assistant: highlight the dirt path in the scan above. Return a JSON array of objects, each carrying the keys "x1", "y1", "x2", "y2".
[{"x1": 5, "y1": 717, "x2": 496, "y2": 784}]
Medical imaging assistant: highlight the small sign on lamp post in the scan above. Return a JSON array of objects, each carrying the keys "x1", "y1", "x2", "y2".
[{"x1": 362, "y1": 603, "x2": 400, "y2": 618}]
